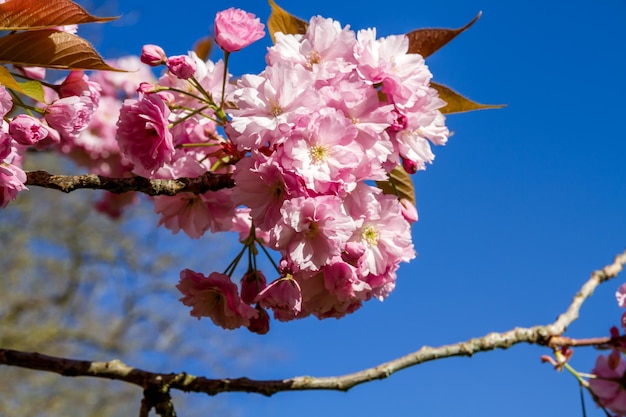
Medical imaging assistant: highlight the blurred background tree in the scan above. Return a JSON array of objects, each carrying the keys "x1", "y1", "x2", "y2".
[{"x1": 0, "y1": 152, "x2": 257, "y2": 416}]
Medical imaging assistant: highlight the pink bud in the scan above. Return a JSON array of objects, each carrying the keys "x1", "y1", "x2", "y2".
[
  {"x1": 137, "y1": 82, "x2": 157, "y2": 94},
  {"x1": 399, "y1": 198, "x2": 418, "y2": 223},
  {"x1": 9, "y1": 114, "x2": 49, "y2": 146},
  {"x1": 166, "y1": 55, "x2": 196, "y2": 80},
  {"x1": 214, "y1": 8, "x2": 265, "y2": 53},
  {"x1": 140, "y1": 44, "x2": 166, "y2": 66},
  {"x1": 402, "y1": 157, "x2": 418, "y2": 174},
  {"x1": 240, "y1": 270, "x2": 267, "y2": 305},
  {"x1": 247, "y1": 305, "x2": 270, "y2": 335}
]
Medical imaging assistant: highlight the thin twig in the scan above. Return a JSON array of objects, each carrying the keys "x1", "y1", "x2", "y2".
[{"x1": 1, "y1": 250, "x2": 625, "y2": 397}]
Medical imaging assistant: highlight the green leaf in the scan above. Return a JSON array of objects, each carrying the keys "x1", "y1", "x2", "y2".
[
  {"x1": 0, "y1": 29, "x2": 123, "y2": 71},
  {"x1": 407, "y1": 12, "x2": 481, "y2": 58},
  {"x1": 0, "y1": 0, "x2": 117, "y2": 31},
  {"x1": 267, "y1": 0, "x2": 308, "y2": 43},
  {"x1": 432, "y1": 82, "x2": 505, "y2": 114},
  {"x1": 375, "y1": 165, "x2": 416, "y2": 207},
  {"x1": 0, "y1": 65, "x2": 45, "y2": 102}
]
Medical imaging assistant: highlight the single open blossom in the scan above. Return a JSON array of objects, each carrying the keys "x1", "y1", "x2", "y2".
[
  {"x1": 589, "y1": 351, "x2": 626, "y2": 415},
  {"x1": 255, "y1": 276, "x2": 302, "y2": 321},
  {"x1": 9, "y1": 115, "x2": 49, "y2": 146},
  {"x1": 214, "y1": 8, "x2": 265, "y2": 52},
  {"x1": 0, "y1": 162, "x2": 27, "y2": 208},
  {"x1": 116, "y1": 93, "x2": 173, "y2": 174},
  {"x1": 46, "y1": 95, "x2": 96, "y2": 138},
  {"x1": 177, "y1": 269, "x2": 257, "y2": 330}
]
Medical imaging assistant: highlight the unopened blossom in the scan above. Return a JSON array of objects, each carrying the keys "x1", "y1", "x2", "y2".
[
  {"x1": 141, "y1": 44, "x2": 167, "y2": 66},
  {"x1": 616, "y1": 283, "x2": 626, "y2": 308},
  {"x1": 9, "y1": 115, "x2": 49, "y2": 146},
  {"x1": 214, "y1": 8, "x2": 265, "y2": 52},
  {"x1": 45, "y1": 95, "x2": 96, "y2": 138},
  {"x1": 177, "y1": 269, "x2": 257, "y2": 330},
  {"x1": 247, "y1": 305, "x2": 270, "y2": 334},
  {"x1": 241, "y1": 270, "x2": 267, "y2": 305},
  {"x1": 589, "y1": 351, "x2": 626, "y2": 415},
  {"x1": 255, "y1": 276, "x2": 302, "y2": 321},
  {"x1": 116, "y1": 93, "x2": 173, "y2": 174},
  {"x1": 166, "y1": 55, "x2": 197, "y2": 80}
]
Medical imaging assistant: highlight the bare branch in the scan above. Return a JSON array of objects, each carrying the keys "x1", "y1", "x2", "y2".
[
  {"x1": 24, "y1": 170, "x2": 235, "y2": 196},
  {"x1": 1, "y1": 250, "x2": 625, "y2": 396}
]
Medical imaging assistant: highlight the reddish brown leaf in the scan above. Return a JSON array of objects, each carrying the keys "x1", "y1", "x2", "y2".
[
  {"x1": 375, "y1": 165, "x2": 416, "y2": 207},
  {"x1": 0, "y1": 30, "x2": 123, "y2": 71},
  {"x1": 267, "y1": 0, "x2": 308, "y2": 43},
  {"x1": 194, "y1": 36, "x2": 213, "y2": 61},
  {"x1": 0, "y1": 65, "x2": 45, "y2": 102},
  {"x1": 407, "y1": 12, "x2": 481, "y2": 58},
  {"x1": 0, "y1": 0, "x2": 117, "y2": 31},
  {"x1": 432, "y1": 82, "x2": 504, "y2": 114}
]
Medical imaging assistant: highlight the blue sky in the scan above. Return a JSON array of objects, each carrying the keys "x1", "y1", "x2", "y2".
[{"x1": 80, "y1": 0, "x2": 626, "y2": 415}]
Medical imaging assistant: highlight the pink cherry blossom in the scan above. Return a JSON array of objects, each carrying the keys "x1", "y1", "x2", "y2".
[
  {"x1": 272, "y1": 195, "x2": 357, "y2": 271},
  {"x1": 240, "y1": 270, "x2": 267, "y2": 305},
  {"x1": 116, "y1": 93, "x2": 174, "y2": 174},
  {"x1": 589, "y1": 351, "x2": 626, "y2": 415},
  {"x1": 177, "y1": 269, "x2": 257, "y2": 330},
  {"x1": 9, "y1": 115, "x2": 49, "y2": 146},
  {"x1": 0, "y1": 85, "x2": 12, "y2": 118},
  {"x1": 0, "y1": 161, "x2": 27, "y2": 208},
  {"x1": 214, "y1": 8, "x2": 265, "y2": 53},
  {"x1": 255, "y1": 276, "x2": 302, "y2": 321},
  {"x1": 616, "y1": 283, "x2": 626, "y2": 308},
  {"x1": 45, "y1": 95, "x2": 96, "y2": 138}
]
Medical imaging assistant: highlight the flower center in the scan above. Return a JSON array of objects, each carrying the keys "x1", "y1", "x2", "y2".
[
  {"x1": 309, "y1": 144, "x2": 330, "y2": 164},
  {"x1": 305, "y1": 221, "x2": 320, "y2": 239},
  {"x1": 361, "y1": 226, "x2": 379, "y2": 246}
]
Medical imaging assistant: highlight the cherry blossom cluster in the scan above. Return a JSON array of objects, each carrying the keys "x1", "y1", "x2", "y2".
[
  {"x1": 0, "y1": 8, "x2": 450, "y2": 334},
  {"x1": 168, "y1": 11, "x2": 448, "y2": 332}
]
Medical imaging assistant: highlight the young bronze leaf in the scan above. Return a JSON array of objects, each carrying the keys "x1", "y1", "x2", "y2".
[
  {"x1": 375, "y1": 165, "x2": 416, "y2": 207},
  {"x1": 194, "y1": 36, "x2": 213, "y2": 61},
  {"x1": 0, "y1": 30, "x2": 123, "y2": 71},
  {"x1": 0, "y1": 65, "x2": 45, "y2": 102},
  {"x1": 267, "y1": 0, "x2": 308, "y2": 43},
  {"x1": 407, "y1": 12, "x2": 481, "y2": 58},
  {"x1": 0, "y1": 0, "x2": 117, "y2": 31},
  {"x1": 432, "y1": 82, "x2": 504, "y2": 114}
]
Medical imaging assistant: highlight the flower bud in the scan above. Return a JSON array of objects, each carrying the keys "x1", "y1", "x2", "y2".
[
  {"x1": 399, "y1": 198, "x2": 418, "y2": 223},
  {"x1": 166, "y1": 55, "x2": 196, "y2": 80},
  {"x1": 247, "y1": 305, "x2": 270, "y2": 335},
  {"x1": 140, "y1": 44, "x2": 166, "y2": 66},
  {"x1": 240, "y1": 270, "x2": 267, "y2": 305},
  {"x1": 402, "y1": 157, "x2": 418, "y2": 174}
]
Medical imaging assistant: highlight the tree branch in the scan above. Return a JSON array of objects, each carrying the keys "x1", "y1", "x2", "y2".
[
  {"x1": 24, "y1": 171, "x2": 235, "y2": 196},
  {"x1": 1, "y1": 250, "x2": 625, "y2": 397}
]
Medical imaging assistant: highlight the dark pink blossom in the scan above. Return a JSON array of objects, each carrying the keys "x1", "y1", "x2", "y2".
[
  {"x1": 116, "y1": 93, "x2": 173, "y2": 174},
  {"x1": 214, "y1": 8, "x2": 265, "y2": 53},
  {"x1": 177, "y1": 269, "x2": 257, "y2": 330}
]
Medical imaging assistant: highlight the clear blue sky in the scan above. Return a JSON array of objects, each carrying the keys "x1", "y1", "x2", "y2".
[{"x1": 81, "y1": 0, "x2": 626, "y2": 415}]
